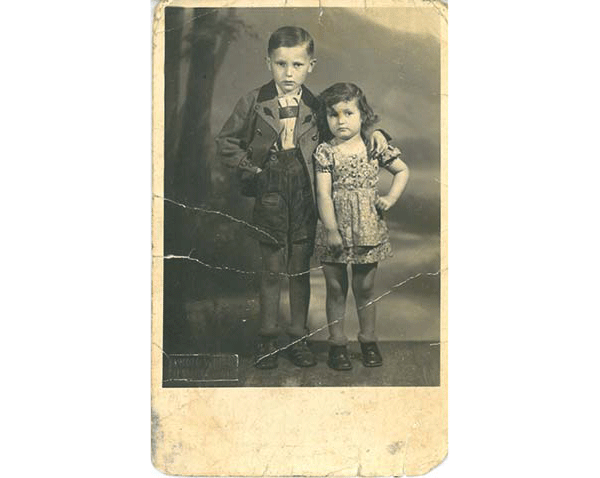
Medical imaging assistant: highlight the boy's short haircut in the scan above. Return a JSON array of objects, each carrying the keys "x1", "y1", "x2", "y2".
[{"x1": 268, "y1": 26, "x2": 314, "y2": 57}]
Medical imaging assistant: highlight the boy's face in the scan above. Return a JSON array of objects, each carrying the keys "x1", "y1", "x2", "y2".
[
  {"x1": 266, "y1": 44, "x2": 316, "y2": 94},
  {"x1": 326, "y1": 99, "x2": 362, "y2": 141}
]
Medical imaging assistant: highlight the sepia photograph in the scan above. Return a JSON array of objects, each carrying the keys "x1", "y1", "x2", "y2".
[
  {"x1": 151, "y1": 1, "x2": 447, "y2": 474},
  {"x1": 158, "y1": 5, "x2": 443, "y2": 388},
  {"x1": 7, "y1": 1, "x2": 599, "y2": 477}
]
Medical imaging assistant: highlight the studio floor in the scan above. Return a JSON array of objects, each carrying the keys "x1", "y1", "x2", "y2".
[{"x1": 163, "y1": 341, "x2": 440, "y2": 388}]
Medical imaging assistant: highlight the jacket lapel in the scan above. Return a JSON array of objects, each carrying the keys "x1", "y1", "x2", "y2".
[
  {"x1": 255, "y1": 80, "x2": 281, "y2": 135},
  {"x1": 255, "y1": 81, "x2": 319, "y2": 141},
  {"x1": 294, "y1": 85, "x2": 319, "y2": 142}
]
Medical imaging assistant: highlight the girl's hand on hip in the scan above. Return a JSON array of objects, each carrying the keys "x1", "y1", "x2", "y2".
[{"x1": 376, "y1": 195, "x2": 395, "y2": 212}]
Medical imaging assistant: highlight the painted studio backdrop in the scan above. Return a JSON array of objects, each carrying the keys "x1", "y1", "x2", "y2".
[{"x1": 162, "y1": 7, "x2": 441, "y2": 387}]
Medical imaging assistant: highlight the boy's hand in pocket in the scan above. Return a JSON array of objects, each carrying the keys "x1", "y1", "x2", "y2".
[{"x1": 326, "y1": 229, "x2": 344, "y2": 256}]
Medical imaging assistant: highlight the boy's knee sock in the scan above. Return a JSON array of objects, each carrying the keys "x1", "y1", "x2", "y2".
[
  {"x1": 259, "y1": 270, "x2": 282, "y2": 337},
  {"x1": 286, "y1": 327, "x2": 307, "y2": 339},
  {"x1": 258, "y1": 326, "x2": 281, "y2": 337},
  {"x1": 288, "y1": 276, "x2": 310, "y2": 336}
]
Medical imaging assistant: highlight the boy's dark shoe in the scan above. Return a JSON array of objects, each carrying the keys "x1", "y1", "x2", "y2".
[
  {"x1": 360, "y1": 342, "x2": 383, "y2": 367},
  {"x1": 287, "y1": 339, "x2": 317, "y2": 368},
  {"x1": 254, "y1": 338, "x2": 278, "y2": 369},
  {"x1": 327, "y1": 345, "x2": 352, "y2": 371}
]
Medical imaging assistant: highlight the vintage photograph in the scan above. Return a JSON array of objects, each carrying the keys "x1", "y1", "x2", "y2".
[{"x1": 158, "y1": 5, "x2": 442, "y2": 388}]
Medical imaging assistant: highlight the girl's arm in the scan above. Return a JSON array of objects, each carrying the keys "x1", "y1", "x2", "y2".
[
  {"x1": 375, "y1": 158, "x2": 410, "y2": 212},
  {"x1": 316, "y1": 171, "x2": 344, "y2": 254}
]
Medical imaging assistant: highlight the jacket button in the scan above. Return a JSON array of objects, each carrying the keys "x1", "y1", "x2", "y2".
[
  {"x1": 270, "y1": 154, "x2": 277, "y2": 162},
  {"x1": 247, "y1": 147, "x2": 253, "y2": 155},
  {"x1": 256, "y1": 128, "x2": 262, "y2": 136},
  {"x1": 312, "y1": 134, "x2": 318, "y2": 141}
]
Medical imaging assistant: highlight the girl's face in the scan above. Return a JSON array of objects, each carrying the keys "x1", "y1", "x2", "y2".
[{"x1": 326, "y1": 99, "x2": 362, "y2": 141}]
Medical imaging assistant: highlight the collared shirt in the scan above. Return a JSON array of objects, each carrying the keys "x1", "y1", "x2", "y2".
[{"x1": 275, "y1": 84, "x2": 302, "y2": 150}]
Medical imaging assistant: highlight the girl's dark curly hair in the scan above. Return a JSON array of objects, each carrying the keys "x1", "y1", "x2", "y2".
[{"x1": 316, "y1": 83, "x2": 380, "y2": 142}]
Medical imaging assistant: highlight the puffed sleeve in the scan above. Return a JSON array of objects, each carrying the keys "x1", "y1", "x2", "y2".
[
  {"x1": 376, "y1": 145, "x2": 402, "y2": 167},
  {"x1": 314, "y1": 143, "x2": 334, "y2": 173}
]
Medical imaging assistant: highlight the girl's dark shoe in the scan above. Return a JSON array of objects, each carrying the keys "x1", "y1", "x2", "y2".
[
  {"x1": 254, "y1": 338, "x2": 278, "y2": 369},
  {"x1": 288, "y1": 339, "x2": 317, "y2": 367},
  {"x1": 327, "y1": 345, "x2": 353, "y2": 371},
  {"x1": 360, "y1": 342, "x2": 383, "y2": 367}
]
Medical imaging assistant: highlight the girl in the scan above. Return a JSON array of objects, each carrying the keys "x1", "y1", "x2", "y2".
[{"x1": 314, "y1": 83, "x2": 409, "y2": 371}]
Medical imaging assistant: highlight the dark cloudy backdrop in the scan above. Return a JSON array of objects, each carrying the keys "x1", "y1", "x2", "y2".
[{"x1": 163, "y1": 7, "x2": 441, "y2": 353}]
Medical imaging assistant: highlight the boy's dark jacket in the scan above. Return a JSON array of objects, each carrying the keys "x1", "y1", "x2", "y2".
[{"x1": 216, "y1": 80, "x2": 320, "y2": 199}]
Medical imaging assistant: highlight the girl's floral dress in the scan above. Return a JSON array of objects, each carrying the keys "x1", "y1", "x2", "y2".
[{"x1": 314, "y1": 141, "x2": 402, "y2": 264}]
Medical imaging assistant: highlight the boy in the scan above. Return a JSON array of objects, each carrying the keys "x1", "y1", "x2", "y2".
[{"x1": 216, "y1": 26, "x2": 388, "y2": 369}]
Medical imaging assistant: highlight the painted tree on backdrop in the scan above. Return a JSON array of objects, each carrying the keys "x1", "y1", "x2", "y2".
[
  {"x1": 164, "y1": 7, "x2": 255, "y2": 205},
  {"x1": 163, "y1": 8, "x2": 256, "y2": 352}
]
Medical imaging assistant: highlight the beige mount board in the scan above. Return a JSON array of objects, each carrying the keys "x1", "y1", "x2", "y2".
[{"x1": 152, "y1": 0, "x2": 447, "y2": 475}]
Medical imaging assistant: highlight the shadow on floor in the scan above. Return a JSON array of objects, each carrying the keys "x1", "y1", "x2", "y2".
[{"x1": 163, "y1": 341, "x2": 440, "y2": 388}]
